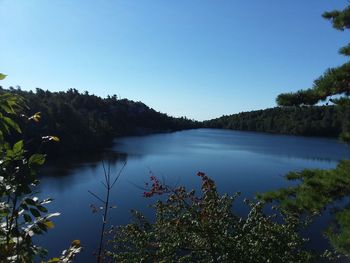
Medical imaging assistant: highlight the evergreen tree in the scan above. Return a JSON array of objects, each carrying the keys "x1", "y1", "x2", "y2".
[
  {"x1": 276, "y1": 6, "x2": 350, "y2": 111},
  {"x1": 262, "y1": 4, "x2": 350, "y2": 257}
]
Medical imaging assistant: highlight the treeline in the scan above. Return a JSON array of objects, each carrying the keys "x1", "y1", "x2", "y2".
[
  {"x1": 204, "y1": 105, "x2": 350, "y2": 138},
  {"x1": 2, "y1": 87, "x2": 349, "y2": 158},
  {"x1": 0, "y1": 87, "x2": 200, "y2": 156}
]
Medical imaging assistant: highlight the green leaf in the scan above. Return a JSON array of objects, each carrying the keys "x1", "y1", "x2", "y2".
[
  {"x1": 37, "y1": 205, "x2": 48, "y2": 213},
  {"x1": 0, "y1": 117, "x2": 10, "y2": 135},
  {"x1": 3, "y1": 117, "x2": 21, "y2": 133},
  {"x1": 29, "y1": 208, "x2": 41, "y2": 217},
  {"x1": 29, "y1": 154, "x2": 46, "y2": 166},
  {"x1": 13, "y1": 140, "x2": 23, "y2": 154},
  {"x1": 0, "y1": 73, "x2": 6, "y2": 80},
  {"x1": 25, "y1": 198, "x2": 36, "y2": 206},
  {"x1": 0, "y1": 102, "x2": 13, "y2": 114},
  {"x1": 32, "y1": 226, "x2": 42, "y2": 234},
  {"x1": 20, "y1": 203, "x2": 29, "y2": 210},
  {"x1": 23, "y1": 214, "x2": 32, "y2": 223},
  {"x1": 37, "y1": 222, "x2": 48, "y2": 232},
  {"x1": 2, "y1": 116, "x2": 21, "y2": 133},
  {"x1": 47, "y1": 258, "x2": 60, "y2": 263}
]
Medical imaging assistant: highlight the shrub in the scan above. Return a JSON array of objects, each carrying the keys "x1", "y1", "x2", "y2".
[{"x1": 107, "y1": 172, "x2": 317, "y2": 263}]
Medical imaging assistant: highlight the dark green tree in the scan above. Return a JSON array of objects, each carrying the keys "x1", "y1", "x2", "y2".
[
  {"x1": 276, "y1": 6, "x2": 350, "y2": 111},
  {"x1": 262, "y1": 5, "x2": 350, "y2": 257}
]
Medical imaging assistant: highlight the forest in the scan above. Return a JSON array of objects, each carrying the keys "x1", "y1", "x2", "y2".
[
  {"x1": 0, "y1": 87, "x2": 200, "y2": 156},
  {"x1": 204, "y1": 105, "x2": 350, "y2": 138}
]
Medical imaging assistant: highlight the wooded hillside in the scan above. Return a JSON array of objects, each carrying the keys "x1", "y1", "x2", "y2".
[
  {"x1": 0, "y1": 87, "x2": 200, "y2": 156},
  {"x1": 204, "y1": 105, "x2": 349, "y2": 138}
]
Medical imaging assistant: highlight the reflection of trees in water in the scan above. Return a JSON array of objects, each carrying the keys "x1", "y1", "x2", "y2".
[{"x1": 40, "y1": 150, "x2": 128, "y2": 177}]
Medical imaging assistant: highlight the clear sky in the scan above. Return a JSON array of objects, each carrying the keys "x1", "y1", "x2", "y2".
[{"x1": 0, "y1": 1, "x2": 348, "y2": 121}]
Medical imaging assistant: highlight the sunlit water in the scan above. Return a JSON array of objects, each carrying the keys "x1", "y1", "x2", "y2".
[{"x1": 36, "y1": 129, "x2": 350, "y2": 262}]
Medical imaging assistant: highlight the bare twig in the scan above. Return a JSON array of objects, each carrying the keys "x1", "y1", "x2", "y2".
[
  {"x1": 88, "y1": 191, "x2": 105, "y2": 204},
  {"x1": 89, "y1": 160, "x2": 126, "y2": 263}
]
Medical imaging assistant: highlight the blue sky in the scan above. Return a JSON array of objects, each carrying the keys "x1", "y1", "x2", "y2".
[{"x1": 0, "y1": 1, "x2": 348, "y2": 120}]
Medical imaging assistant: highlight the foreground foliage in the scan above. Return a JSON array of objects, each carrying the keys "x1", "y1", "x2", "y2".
[
  {"x1": 261, "y1": 160, "x2": 350, "y2": 256},
  {"x1": 261, "y1": 3, "x2": 350, "y2": 258},
  {"x1": 107, "y1": 173, "x2": 321, "y2": 263},
  {"x1": 0, "y1": 83, "x2": 80, "y2": 262},
  {"x1": 0, "y1": 90, "x2": 56, "y2": 261}
]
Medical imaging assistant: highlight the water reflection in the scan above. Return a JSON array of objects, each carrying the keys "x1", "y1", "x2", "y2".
[
  {"x1": 113, "y1": 129, "x2": 350, "y2": 162},
  {"x1": 41, "y1": 150, "x2": 128, "y2": 178}
]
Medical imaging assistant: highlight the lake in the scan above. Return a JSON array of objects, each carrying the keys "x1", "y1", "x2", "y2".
[{"x1": 36, "y1": 129, "x2": 350, "y2": 262}]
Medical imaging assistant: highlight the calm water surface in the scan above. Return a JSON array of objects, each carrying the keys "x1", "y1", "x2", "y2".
[{"x1": 36, "y1": 129, "x2": 350, "y2": 262}]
